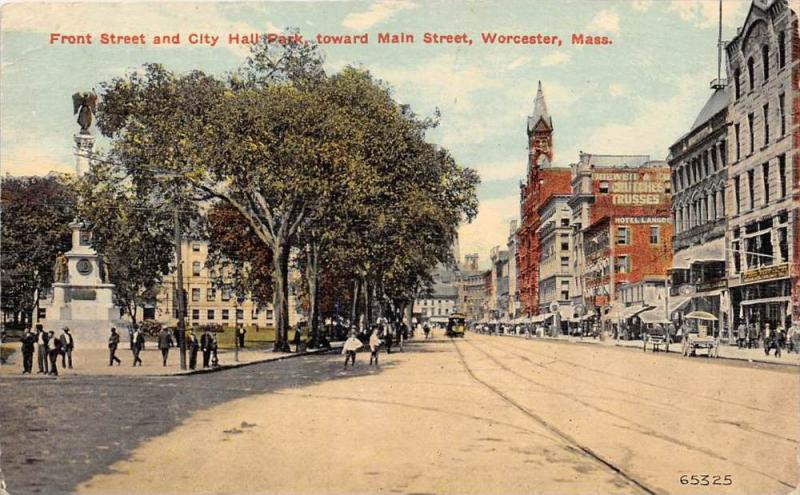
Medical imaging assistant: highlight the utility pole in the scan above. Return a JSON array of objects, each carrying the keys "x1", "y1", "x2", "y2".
[{"x1": 174, "y1": 208, "x2": 187, "y2": 370}]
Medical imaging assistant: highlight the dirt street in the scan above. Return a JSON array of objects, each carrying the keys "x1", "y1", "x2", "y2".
[{"x1": 72, "y1": 333, "x2": 798, "y2": 495}]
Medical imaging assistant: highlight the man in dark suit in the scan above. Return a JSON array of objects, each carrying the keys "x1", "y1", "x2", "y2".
[
  {"x1": 158, "y1": 327, "x2": 174, "y2": 366},
  {"x1": 237, "y1": 325, "x2": 247, "y2": 348},
  {"x1": 60, "y1": 327, "x2": 75, "y2": 368},
  {"x1": 48, "y1": 331, "x2": 63, "y2": 376},
  {"x1": 187, "y1": 329, "x2": 200, "y2": 370},
  {"x1": 108, "y1": 327, "x2": 122, "y2": 366},
  {"x1": 200, "y1": 329, "x2": 213, "y2": 368},
  {"x1": 21, "y1": 327, "x2": 35, "y2": 374},
  {"x1": 131, "y1": 327, "x2": 145, "y2": 366}
]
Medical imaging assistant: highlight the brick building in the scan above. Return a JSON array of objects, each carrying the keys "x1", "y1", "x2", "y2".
[
  {"x1": 569, "y1": 154, "x2": 673, "y2": 329},
  {"x1": 724, "y1": 0, "x2": 798, "y2": 331},
  {"x1": 516, "y1": 82, "x2": 572, "y2": 316}
]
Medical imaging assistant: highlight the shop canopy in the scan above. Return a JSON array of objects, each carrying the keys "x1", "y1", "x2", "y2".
[
  {"x1": 601, "y1": 302, "x2": 625, "y2": 321},
  {"x1": 669, "y1": 294, "x2": 692, "y2": 314},
  {"x1": 530, "y1": 313, "x2": 554, "y2": 323},
  {"x1": 685, "y1": 311, "x2": 718, "y2": 321},
  {"x1": 671, "y1": 237, "x2": 725, "y2": 270},
  {"x1": 621, "y1": 304, "x2": 653, "y2": 320},
  {"x1": 638, "y1": 307, "x2": 670, "y2": 324}
]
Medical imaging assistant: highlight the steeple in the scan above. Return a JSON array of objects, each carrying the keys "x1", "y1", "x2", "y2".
[{"x1": 527, "y1": 81, "x2": 552, "y2": 133}]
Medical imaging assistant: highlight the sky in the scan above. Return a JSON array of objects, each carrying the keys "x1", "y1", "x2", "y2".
[{"x1": 0, "y1": 0, "x2": 763, "y2": 268}]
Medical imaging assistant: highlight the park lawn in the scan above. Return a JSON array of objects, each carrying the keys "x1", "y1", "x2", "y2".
[{"x1": 205, "y1": 326, "x2": 302, "y2": 350}]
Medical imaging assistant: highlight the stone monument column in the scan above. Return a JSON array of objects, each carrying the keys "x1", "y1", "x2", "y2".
[{"x1": 73, "y1": 133, "x2": 94, "y2": 177}]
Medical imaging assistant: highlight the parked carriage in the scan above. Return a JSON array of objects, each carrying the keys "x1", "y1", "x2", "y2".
[{"x1": 681, "y1": 311, "x2": 720, "y2": 358}]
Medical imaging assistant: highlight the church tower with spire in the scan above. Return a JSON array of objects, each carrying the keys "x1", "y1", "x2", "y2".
[
  {"x1": 516, "y1": 81, "x2": 572, "y2": 316},
  {"x1": 527, "y1": 81, "x2": 554, "y2": 173}
]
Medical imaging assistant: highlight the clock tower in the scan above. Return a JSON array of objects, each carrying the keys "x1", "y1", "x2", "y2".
[{"x1": 527, "y1": 81, "x2": 553, "y2": 173}]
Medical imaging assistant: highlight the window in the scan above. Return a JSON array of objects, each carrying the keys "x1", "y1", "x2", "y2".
[
  {"x1": 762, "y1": 162, "x2": 770, "y2": 205},
  {"x1": 702, "y1": 153, "x2": 709, "y2": 177},
  {"x1": 779, "y1": 154, "x2": 787, "y2": 198},
  {"x1": 747, "y1": 169, "x2": 755, "y2": 210},
  {"x1": 192, "y1": 244, "x2": 200, "y2": 252},
  {"x1": 599, "y1": 181, "x2": 609, "y2": 193},
  {"x1": 192, "y1": 261, "x2": 201, "y2": 277},
  {"x1": 267, "y1": 309, "x2": 274, "y2": 321},
  {"x1": 710, "y1": 147, "x2": 717, "y2": 172},
  {"x1": 763, "y1": 104, "x2": 769, "y2": 144},
  {"x1": 236, "y1": 309, "x2": 244, "y2": 321},
  {"x1": 251, "y1": 308, "x2": 259, "y2": 319},
  {"x1": 616, "y1": 226, "x2": 630, "y2": 245},
  {"x1": 747, "y1": 113, "x2": 754, "y2": 153},
  {"x1": 222, "y1": 287, "x2": 231, "y2": 301},
  {"x1": 747, "y1": 57, "x2": 755, "y2": 90},
  {"x1": 779, "y1": 31, "x2": 786, "y2": 69},
  {"x1": 762, "y1": 45, "x2": 769, "y2": 81},
  {"x1": 192, "y1": 309, "x2": 199, "y2": 320},
  {"x1": 560, "y1": 281, "x2": 570, "y2": 301},
  {"x1": 734, "y1": 176, "x2": 741, "y2": 215},
  {"x1": 779, "y1": 227, "x2": 789, "y2": 263},
  {"x1": 732, "y1": 240, "x2": 741, "y2": 273},
  {"x1": 560, "y1": 256, "x2": 569, "y2": 270},
  {"x1": 720, "y1": 141, "x2": 727, "y2": 166},
  {"x1": 222, "y1": 309, "x2": 229, "y2": 321},
  {"x1": 779, "y1": 93, "x2": 786, "y2": 136},
  {"x1": 649, "y1": 226, "x2": 660, "y2": 245},
  {"x1": 207, "y1": 288, "x2": 216, "y2": 301},
  {"x1": 615, "y1": 255, "x2": 631, "y2": 274},
  {"x1": 560, "y1": 233, "x2": 569, "y2": 251},
  {"x1": 37, "y1": 307, "x2": 46, "y2": 320},
  {"x1": 207, "y1": 309, "x2": 215, "y2": 320},
  {"x1": 560, "y1": 218, "x2": 570, "y2": 227},
  {"x1": 664, "y1": 180, "x2": 671, "y2": 194},
  {"x1": 191, "y1": 288, "x2": 200, "y2": 302},
  {"x1": 734, "y1": 68, "x2": 741, "y2": 99},
  {"x1": 734, "y1": 124, "x2": 741, "y2": 161}
]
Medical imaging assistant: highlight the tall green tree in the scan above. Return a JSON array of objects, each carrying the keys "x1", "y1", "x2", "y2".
[
  {"x1": 0, "y1": 175, "x2": 76, "y2": 325},
  {"x1": 76, "y1": 162, "x2": 177, "y2": 327}
]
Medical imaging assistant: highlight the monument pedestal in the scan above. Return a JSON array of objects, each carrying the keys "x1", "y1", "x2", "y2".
[{"x1": 35, "y1": 221, "x2": 127, "y2": 346}]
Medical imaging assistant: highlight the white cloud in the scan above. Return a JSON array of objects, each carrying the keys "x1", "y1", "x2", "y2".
[
  {"x1": 539, "y1": 52, "x2": 571, "y2": 67},
  {"x1": 587, "y1": 9, "x2": 620, "y2": 34},
  {"x1": 631, "y1": 0, "x2": 653, "y2": 12},
  {"x1": 474, "y1": 161, "x2": 526, "y2": 183},
  {"x1": 581, "y1": 72, "x2": 706, "y2": 160},
  {"x1": 608, "y1": 83, "x2": 625, "y2": 97},
  {"x1": 667, "y1": 0, "x2": 750, "y2": 29},
  {"x1": 458, "y1": 194, "x2": 519, "y2": 268},
  {"x1": 506, "y1": 56, "x2": 532, "y2": 71},
  {"x1": 341, "y1": 1, "x2": 418, "y2": 30}
]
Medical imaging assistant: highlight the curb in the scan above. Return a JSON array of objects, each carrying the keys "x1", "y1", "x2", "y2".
[
  {"x1": 163, "y1": 344, "x2": 343, "y2": 377},
  {"x1": 493, "y1": 333, "x2": 800, "y2": 368}
]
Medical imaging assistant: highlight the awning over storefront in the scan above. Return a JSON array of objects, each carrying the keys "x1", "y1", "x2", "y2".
[
  {"x1": 621, "y1": 304, "x2": 652, "y2": 320},
  {"x1": 671, "y1": 237, "x2": 725, "y2": 270},
  {"x1": 638, "y1": 307, "x2": 670, "y2": 324},
  {"x1": 740, "y1": 296, "x2": 791, "y2": 306},
  {"x1": 530, "y1": 313, "x2": 554, "y2": 323},
  {"x1": 601, "y1": 302, "x2": 625, "y2": 321},
  {"x1": 669, "y1": 294, "x2": 692, "y2": 314}
]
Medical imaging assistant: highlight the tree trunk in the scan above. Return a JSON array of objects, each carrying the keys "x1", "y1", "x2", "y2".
[
  {"x1": 306, "y1": 243, "x2": 320, "y2": 347},
  {"x1": 405, "y1": 299, "x2": 414, "y2": 330},
  {"x1": 272, "y1": 241, "x2": 291, "y2": 352},
  {"x1": 362, "y1": 277, "x2": 371, "y2": 328},
  {"x1": 350, "y1": 279, "x2": 359, "y2": 328}
]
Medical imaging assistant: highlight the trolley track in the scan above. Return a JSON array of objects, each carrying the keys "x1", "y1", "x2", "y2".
[
  {"x1": 455, "y1": 336, "x2": 796, "y2": 491},
  {"x1": 450, "y1": 338, "x2": 659, "y2": 495}
]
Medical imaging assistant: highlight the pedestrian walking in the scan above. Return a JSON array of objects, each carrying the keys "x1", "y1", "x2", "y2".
[
  {"x1": 369, "y1": 327, "x2": 381, "y2": 366},
  {"x1": 237, "y1": 325, "x2": 246, "y2": 348},
  {"x1": 59, "y1": 327, "x2": 74, "y2": 369},
  {"x1": 108, "y1": 327, "x2": 122, "y2": 366},
  {"x1": 382, "y1": 325, "x2": 393, "y2": 354},
  {"x1": 132, "y1": 327, "x2": 145, "y2": 366},
  {"x1": 21, "y1": 327, "x2": 35, "y2": 374},
  {"x1": 293, "y1": 324, "x2": 303, "y2": 353},
  {"x1": 48, "y1": 331, "x2": 63, "y2": 376},
  {"x1": 158, "y1": 327, "x2": 174, "y2": 366},
  {"x1": 342, "y1": 331, "x2": 361, "y2": 368},
  {"x1": 423, "y1": 322, "x2": 430, "y2": 340},
  {"x1": 187, "y1": 330, "x2": 199, "y2": 370},
  {"x1": 36, "y1": 324, "x2": 49, "y2": 374},
  {"x1": 764, "y1": 324, "x2": 773, "y2": 356},
  {"x1": 736, "y1": 323, "x2": 746, "y2": 349},
  {"x1": 200, "y1": 329, "x2": 213, "y2": 368}
]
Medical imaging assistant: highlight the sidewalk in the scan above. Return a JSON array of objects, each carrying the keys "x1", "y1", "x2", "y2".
[
  {"x1": 0, "y1": 342, "x2": 343, "y2": 377},
  {"x1": 500, "y1": 332, "x2": 800, "y2": 366}
]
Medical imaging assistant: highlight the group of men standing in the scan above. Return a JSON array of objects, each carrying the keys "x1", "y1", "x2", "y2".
[
  {"x1": 108, "y1": 326, "x2": 220, "y2": 369},
  {"x1": 735, "y1": 322, "x2": 799, "y2": 358},
  {"x1": 20, "y1": 325, "x2": 74, "y2": 376}
]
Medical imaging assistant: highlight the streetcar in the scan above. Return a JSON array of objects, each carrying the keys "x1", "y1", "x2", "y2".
[{"x1": 446, "y1": 313, "x2": 466, "y2": 338}]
